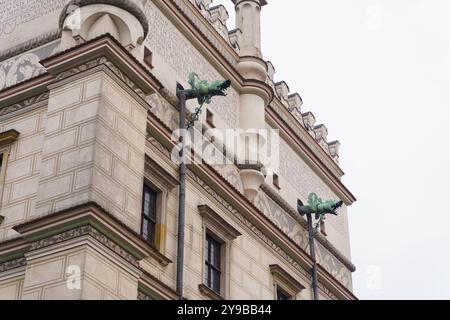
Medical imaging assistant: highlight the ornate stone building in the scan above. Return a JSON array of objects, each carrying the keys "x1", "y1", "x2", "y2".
[{"x1": 0, "y1": 0, "x2": 356, "y2": 300}]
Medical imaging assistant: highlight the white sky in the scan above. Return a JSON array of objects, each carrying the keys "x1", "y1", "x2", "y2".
[{"x1": 216, "y1": 0, "x2": 450, "y2": 300}]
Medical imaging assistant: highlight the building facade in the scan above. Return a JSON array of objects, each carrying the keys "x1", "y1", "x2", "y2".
[{"x1": 0, "y1": 0, "x2": 356, "y2": 300}]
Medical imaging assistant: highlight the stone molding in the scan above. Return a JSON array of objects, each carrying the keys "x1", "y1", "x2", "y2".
[
  {"x1": 0, "y1": 92, "x2": 49, "y2": 119},
  {"x1": 29, "y1": 225, "x2": 140, "y2": 267},
  {"x1": 198, "y1": 204, "x2": 242, "y2": 240},
  {"x1": 139, "y1": 270, "x2": 178, "y2": 300},
  {"x1": 137, "y1": 291, "x2": 153, "y2": 300},
  {"x1": 0, "y1": 257, "x2": 26, "y2": 274},
  {"x1": 199, "y1": 284, "x2": 225, "y2": 300},
  {"x1": 41, "y1": 34, "x2": 162, "y2": 95},
  {"x1": 13, "y1": 202, "x2": 172, "y2": 266},
  {"x1": 0, "y1": 129, "x2": 20, "y2": 147},
  {"x1": 270, "y1": 264, "x2": 305, "y2": 296}
]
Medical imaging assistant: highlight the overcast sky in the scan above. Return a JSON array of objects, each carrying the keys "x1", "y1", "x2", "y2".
[{"x1": 216, "y1": 0, "x2": 450, "y2": 300}]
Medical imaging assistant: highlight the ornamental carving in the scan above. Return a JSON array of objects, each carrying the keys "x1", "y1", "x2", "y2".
[
  {"x1": 0, "y1": 40, "x2": 60, "y2": 91},
  {"x1": 29, "y1": 225, "x2": 140, "y2": 267}
]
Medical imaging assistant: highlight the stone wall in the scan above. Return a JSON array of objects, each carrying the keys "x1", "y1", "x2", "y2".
[
  {"x1": 34, "y1": 71, "x2": 147, "y2": 233},
  {"x1": 21, "y1": 235, "x2": 140, "y2": 300},
  {"x1": 0, "y1": 105, "x2": 47, "y2": 242}
]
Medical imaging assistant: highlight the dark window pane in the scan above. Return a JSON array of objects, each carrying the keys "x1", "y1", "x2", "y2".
[
  {"x1": 205, "y1": 234, "x2": 222, "y2": 294},
  {"x1": 142, "y1": 184, "x2": 158, "y2": 245},
  {"x1": 212, "y1": 269, "x2": 221, "y2": 293},
  {"x1": 142, "y1": 220, "x2": 149, "y2": 240},
  {"x1": 277, "y1": 288, "x2": 291, "y2": 300},
  {"x1": 205, "y1": 264, "x2": 210, "y2": 286}
]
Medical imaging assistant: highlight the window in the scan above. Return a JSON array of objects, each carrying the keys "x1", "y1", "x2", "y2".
[
  {"x1": 141, "y1": 155, "x2": 177, "y2": 266},
  {"x1": 142, "y1": 184, "x2": 158, "y2": 246},
  {"x1": 270, "y1": 265, "x2": 305, "y2": 301},
  {"x1": 198, "y1": 205, "x2": 241, "y2": 300},
  {"x1": 320, "y1": 220, "x2": 327, "y2": 236},
  {"x1": 206, "y1": 109, "x2": 215, "y2": 128},
  {"x1": 205, "y1": 234, "x2": 222, "y2": 294},
  {"x1": 273, "y1": 173, "x2": 280, "y2": 190},
  {"x1": 277, "y1": 286, "x2": 292, "y2": 301},
  {"x1": 144, "y1": 47, "x2": 153, "y2": 69},
  {"x1": 0, "y1": 130, "x2": 19, "y2": 226}
]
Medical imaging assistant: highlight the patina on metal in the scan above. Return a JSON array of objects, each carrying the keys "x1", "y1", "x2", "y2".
[
  {"x1": 177, "y1": 72, "x2": 231, "y2": 129},
  {"x1": 297, "y1": 193, "x2": 343, "y2": 301},
  {"x1": 176, "y1": 72, "x2": 231, "y2": 300}
]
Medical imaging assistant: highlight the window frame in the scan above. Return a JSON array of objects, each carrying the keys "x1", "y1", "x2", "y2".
[
  {"x1": 0, "y1": 130, "x2": 19, "y2": 226},
  {"x1": 206, "y1": 109, "x2": 215, "y2": 128},
  {"x1": 276, "y1": 284, "x2": 293, "y2": 300},
  {"x1": 143, "y1": 155, "x2": 178, "y2": 255},
  {"x1": 204, "y1": 233, "x2": 223, "y2": 294},
  {"x1": 141, "y1": 183, "x2": 159, "y2": 246},
  {"x1": 270, "y1": 264, "x2": 306, "y2": 301},
  {"x1": 198, "y1": 205, "x2": 241, "y2": 300}
]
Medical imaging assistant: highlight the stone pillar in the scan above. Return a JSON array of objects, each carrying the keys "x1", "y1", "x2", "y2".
[
  {"x1": 233, "y1": 0, "x2": 269, "y2": 202},
  {"x1": 232, "y1": 0, "x2": 267, "y2": 58}
]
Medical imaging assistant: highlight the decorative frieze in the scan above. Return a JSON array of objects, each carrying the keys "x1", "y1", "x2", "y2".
[
  {"x1": 0, "y1": 92, "x2": 49, "y2": 118},
  {"x1": 144, "y1": 1, "x2": 239, "y2": 128},
  {"x1": 0, "y1": 41, "x2": 60, "y2": 92},
  {"x1": 53, "y1": 56, "x2": 147, "y2": 100},
  {"x1": 137, "y1": 291, "x2": 153, "y2": 300},
  {"x1": 0, "y1": 257, "x2": 26, "y2": 273},
  {"x1": 29, "y1": 224, "x2": 140, "y2": 267}
]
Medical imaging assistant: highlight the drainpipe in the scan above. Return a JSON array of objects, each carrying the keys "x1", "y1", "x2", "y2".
[
  {"x1": 306, "y1": 213, "x2": 319, "y2": 301},
  {"x1": 176, "y1": 87, "x2": 187, "y2": 300}
]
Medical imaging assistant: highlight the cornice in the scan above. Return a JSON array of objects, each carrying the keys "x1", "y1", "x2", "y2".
[
  {"x1": 0, "y1": 257, "x2": 26, "y2": 274},
  {"x1": 41, "y1": 34, "x2": 163, "y2": 95},
  {"x1": 0, "y1": 129, "x2": 20, "y2": 147},
  {"x1": 0, "y1": 75, "x2": 52, "y2": 110},
  {"x1": 13, "y1": 202, "x2": 172, "y2": 266},
  {"x1": 29, "y1": 224, "x2": 141, "y2": 268},
  {"x1": 270, "y1": 264, "x2": 306, "y2": 293},
  {"x1": 138, "y1": 271, "x2": 178, "y2": 300},
  {"x1": 198, "y1": 204, "x2": 242, "y2": 240}
]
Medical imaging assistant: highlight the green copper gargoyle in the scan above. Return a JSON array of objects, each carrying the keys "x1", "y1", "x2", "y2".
[
  {"x1": 177, "y1": 72, "x2": 231, "y2": 129},
  {"x1": 187, "y1": 72, "x2": 231, "y2": 105},
  {"x1": 297, "y1": 193, "x2": 343, "y2": 220}
]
